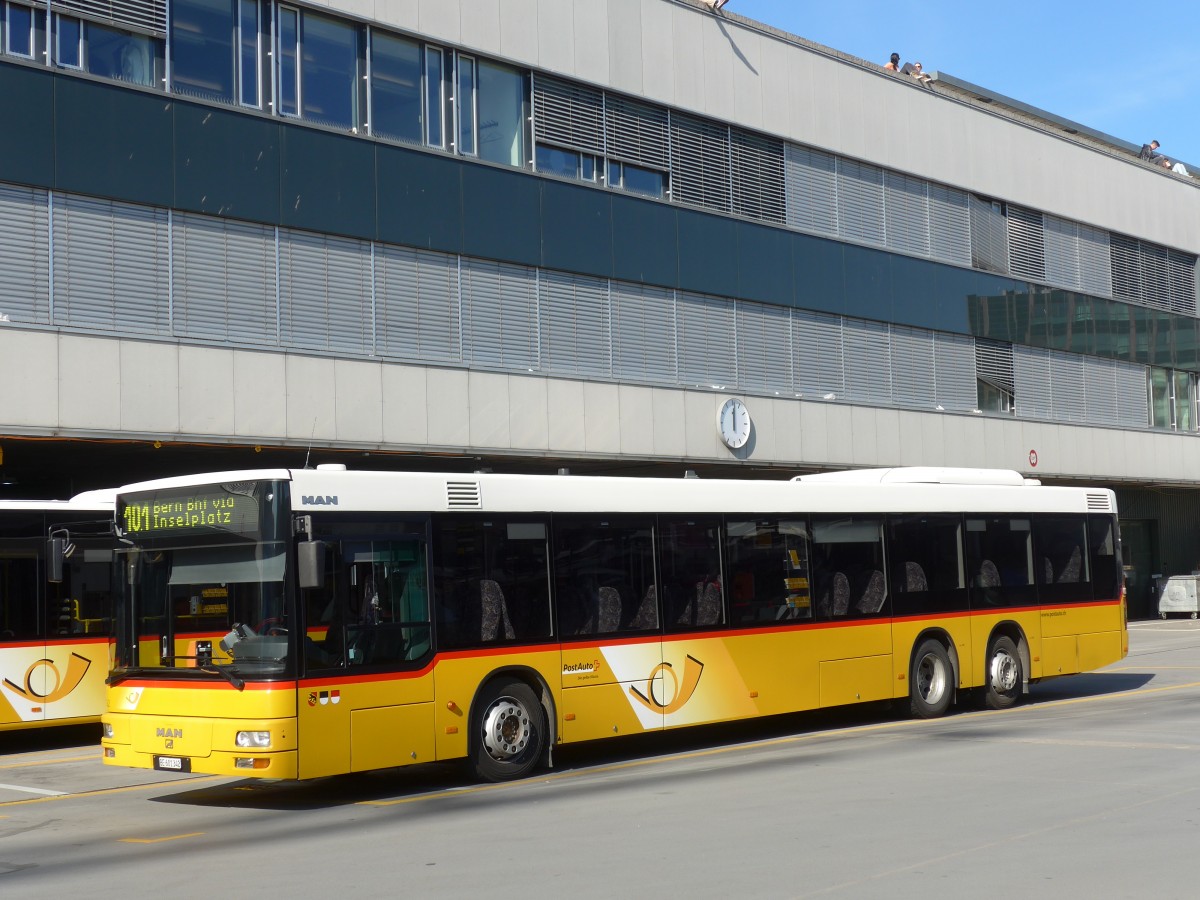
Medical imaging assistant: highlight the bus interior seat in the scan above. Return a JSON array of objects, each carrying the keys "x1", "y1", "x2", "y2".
[
  {"x1": 480, "y1": 579, "x2": 515, "y2": 641},
  {"x1": 904, "y1": 561, "x2": 928, "y2": 592},
  {"x1": 627, "y1": 585, "x2": 658, "y2": 630},
  {"x1": 597, "y1": 586, "x2": 622, "y2": 633},
  {"x1": 856, "y1": 570, "x2": 887, "y2": 614},
  {"x1": 1056, "y1": 545, "x2": 1082, "y2": 583},
  {"x1": 977, "y1": 559, "x2": 1001, "y2": 588},
  {"x1": 695, "y1": 579, "x2": 721, "y2": 626},
  {"x1": 832, "y1": 572, "x2": 850, "y2": 616}
]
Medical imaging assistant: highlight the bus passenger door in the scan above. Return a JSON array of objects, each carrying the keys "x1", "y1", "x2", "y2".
[
  {"x1": 0, "y1": 540, "x2": 45, "y2": 728},
  {"x1": 555, "y1": 516, "x2": 664, "y2": 742}
]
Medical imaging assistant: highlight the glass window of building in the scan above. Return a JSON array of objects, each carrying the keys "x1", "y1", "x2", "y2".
[
  {"x1": 608, "y1": 161, "x2": 666, "y2": 199},
  {"x1": 88, "y1": 22, "x2": 157, "y2": 87},
  {"x1": 55, "y1": 14, "x2": 82, "y2": 68},
  {"x1": 536, "y1": 145, "x2": 584, "y2": 180},
  {"x1": 5, "y1": 2, "x2": 35, "y2": 58},
  {"x1": 238, "y1": 0, "x2": 260, "y2": 107},
  {"x1": 370, "y1": 31, "x2": 422, "y2": 143},
  {"x1": 424, "y1": 45, "x2": 444, "y2": 147},
  {"x1": 277, "y1": 6, "x2": 299, "y2": 116},
  {"x1": 456, "y1": 54, "x2": 476, "y2": 156},
  {"x1": 299, "y1": 11, "x2": 362, "y2": 130},
  {"x1": 171, "y1": 0, "x2": 237, "y2": 101},
  {"x1": 1173, "y1": 370, "x2": 1195, "y2": 431},
  {"x1": 477, "y1": 60, "x2": 526, "y2": 167},
  {"x1": 1149, "y1": 367, "x2": 1170, "y2": 429}
]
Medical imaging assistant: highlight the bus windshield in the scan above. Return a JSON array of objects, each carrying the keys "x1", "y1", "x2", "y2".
[{"x1": 113, "y1": 480, "x2": 292, "y2": 680}]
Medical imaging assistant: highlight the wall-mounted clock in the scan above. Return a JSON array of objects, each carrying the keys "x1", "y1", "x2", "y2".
[{"x1": 717, "y1": 398, "x2": 751, "y2": 449}]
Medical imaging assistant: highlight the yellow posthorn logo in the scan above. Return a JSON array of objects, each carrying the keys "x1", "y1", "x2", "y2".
[
  {"x1": 3, "y1": 653, "x2": 92, "y2": 703},
  {"x1": 629, "y1": 655, "x2": 705, "y2": 714}
]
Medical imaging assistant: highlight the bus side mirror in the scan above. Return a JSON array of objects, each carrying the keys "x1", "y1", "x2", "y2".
[
  {"x1": 47, "y1": 537, "x2": 68, "y2": 583},
  {"x1": 297, "y1": 540, "x2": 325, "y2": 590}
]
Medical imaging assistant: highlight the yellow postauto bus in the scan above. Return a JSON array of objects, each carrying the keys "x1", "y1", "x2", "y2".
[
  {"x1": 100, "y1": 466, "x2": 1126, "y2": 781},
  {"x1": 1, "y1": 491, "x2": 116, "y2": 732}
]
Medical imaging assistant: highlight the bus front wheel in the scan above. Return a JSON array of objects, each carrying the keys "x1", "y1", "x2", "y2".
[
  {"x1": 984, "y1": 636, "x2": 1022, "y2": 710},
  {"x1": 910, "y1": 639, "x2": 953, "y2": 718},
  {"x1": 472, "y1": 678, "x2": 546, "y2": 783}
]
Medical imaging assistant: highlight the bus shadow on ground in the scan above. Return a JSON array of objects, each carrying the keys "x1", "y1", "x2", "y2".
[{"x1": 149, "y1": 673, "x2": 1154, "y2": 811}]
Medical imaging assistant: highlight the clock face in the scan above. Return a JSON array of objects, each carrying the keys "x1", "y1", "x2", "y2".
[{"x1": 717, "y1": 398, "x2": 751, "y2": 449}]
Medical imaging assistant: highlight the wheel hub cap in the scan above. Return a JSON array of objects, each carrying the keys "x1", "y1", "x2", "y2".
[
  {"x1": 482, "y1": 699, "x2": 531, "y2": 761},
  {"x1": 991, "y1": 652, "x2": 1018, "y2": 692}
]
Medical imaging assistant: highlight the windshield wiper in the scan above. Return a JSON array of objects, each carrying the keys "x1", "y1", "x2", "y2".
[{"x1": 200, "y1": 664, "x2": 246, "y2": 691}]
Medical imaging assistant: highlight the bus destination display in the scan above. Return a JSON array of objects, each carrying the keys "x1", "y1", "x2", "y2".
[{"x1": 120, "y1": 487, "x2": 262, "y2": 538}]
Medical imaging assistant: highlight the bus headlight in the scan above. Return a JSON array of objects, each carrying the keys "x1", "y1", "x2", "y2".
[
  {"x1": 235, "y1": 731, "x2": 271, "y2": 748},
  {"x1": 102, "y1": 723, "x2": 114, "y2": 739}
]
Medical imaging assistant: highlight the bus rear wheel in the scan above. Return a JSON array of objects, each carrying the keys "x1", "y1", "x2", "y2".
[
  {"x1": 472, "y1": 678, "x2": 546, "y2": 783},
  {"x1": 984, "y1": 636, "x2": 1022, "y2": 710},
  {"x1": 910, "y1": 639, "x2": 953, "y2": 718}
]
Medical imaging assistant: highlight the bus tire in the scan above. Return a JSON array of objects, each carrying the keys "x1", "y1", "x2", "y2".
[
  {"x1": 984, "y1": 635, "x2": 1022, "y2": 710},
  {"x1": 910, "y1": 638, "x2": 953, "y2": 718},
  {"x1": 471, "y1": 678, "x2": 546, "y2": 783}
]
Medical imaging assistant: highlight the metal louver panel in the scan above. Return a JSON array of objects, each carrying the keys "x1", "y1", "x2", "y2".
[
  {"x1": 1086, "y1": 493, "x2": 1111, "y2": 512},
  {"x1": 731, "y1": 130, "x2": 785, "y2": 224},
  {"x1": 605, "y1": 95, "x2": 669, "y2": 170},
  {"x1": 611, "y1": 281, "x2": 677, "y2": 383},
  {"x1": 1048, "y1": 351, "x2": 1086, "y2": 422},
  {"x1": 1007, "y1": 204, "x2": 1045, "y2": 281},
  {"x1": 676, "y1": 290, "x2": 736, "y2": 387},
  {"x1": 843, "y1": 318, "x2": 891, "y2": 403},
  {"x1": 1013, "y1": 345, "x2": 1053, "y2": 420},
  {"x1": 792, "y1": 309, "x2": 844, "y2": 397},
  {"x1": 279, "y1": 230, "x2": 372, "y2": 354},
  {"x1": 890, "y1": 325, "x2": 936, "y2": 408},
  {"x1": 883, "y1": 171, "x2": 930, "y2": 257},
  {"x1": 1078, "y1": 224, "x2": 1112, "y2": 298},
  {"x1": 461, "y1": 257, "x2": 539, "y2": 371},
  {"x1": 1082, "y1": 355, "x2": 1120, "y2": 426},
  {"x1": 933, "y1": 331, "x2": 978, "y2": 411},
  {"x1": 375, "y1": 245, "x2": 461, "y2": 362},
  {"x1": 928, "y1": 183, "x2": 971, "y2": 266},
  {"x1": 784, "y1": 144, "x2": 837, "y2": 236},
  {"x1": 1114, "y1": 359, "x2": 1149, "y2": 427},
  {"x1": 1109, "y1": 233, "x2": 1140, "y2": 304},
  {"x1": 670, "y1": 112, "x2": 730, "y2": 212},
  {"x1": 1043, "y1": 215, "x2": 1081, "y2": 290},
  {"x1": 735, "y1": 301, "x2": 792, "y2": 393},
  {"x1": 533, "y1": 75, "x2": 604, "y2": 154},
  {"x1": 1168, "y1": 249, "x2": 1198, "y2": 315},
  {"x1": 1140, "y1": 242, "x2": 1171, "y2": 312},
  {"x1": 539, "y1": 270, "x2": 611, "y2": 378},
  {"x1": 0, "y1": 184, "x2": 49, "y2": 324},
  {"x1": 52, "y1": 194, "x2": 169, "y2": 334},
  {"x1": 836, "y1": 159, "x2": 884, "y2": 246},
  {"x1": 446, "y1": 481, "x2": 482, "y2": 509},
  {"x1": 969, "y1": 195, "x2": 1008, "y2": 274},
  {"x1": 975, "y1": 339, "x2": 1014, "y2": 394},
  {"x1": 52, "y1": 0, "x2": 167, "y2": 35},
  {"x1": 173, "y1": 213, "x2": 276, "y2": 344}
]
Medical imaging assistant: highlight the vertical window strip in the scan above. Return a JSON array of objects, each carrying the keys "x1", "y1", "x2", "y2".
[
  {"x1": 842, "y1": 318, "x2": 891, "y2": 403},
  {"x1": 669, "y1": 112, "x2": 731, "y2": 213},
  {"x1": 1043, "y1": 214, "x2": 1082, "y2": 291},
  {"x1": 1078, "y1": 224, "x2": 1112, "y2": 299},
  {"x1": 611, "y1": 281, "x2": 677, "y2": 384},
  {"x1": 50, "y1": 0, "x2": 168, "y2": 36},
  {"x1": 0, "y1": 184, "x2": 50, "y2": 325},
  {"x1": 889, "y1": 324, "x2": 936, "y2": 408},
  {"x1": 835, "y1": 158, "x2": 884, "y2": 246},
  {"x1": 974, "y1": 338, "x2": 1015, "y2": 396},
  {"x1": 969, "y1": 195, "x2": 1008, "y2": 274},
  {"x1": 735, "y1": 300, "x2": 792, "y2": 393},
  {"x1": 928, "y1": 183, "x2": 971, "y2": 266},
  {"x1": 675, "y1": 290, "x2": 737, "y2": 386},
  {"x1": 538, "y1": 270, "x2": 612, "y2": 378},
  {"x1": 1168, "y1": 249, "x2": 1198, "y2": 316},
  {"x1": 883, "y1": 171, "x2": 931, "y2": 258},
  {"x1": 1012, "y1": 345, "x2": 1053, "y2": 420},
  {"x1": 731, "y1": 130, "x2": 785, "y2": 225},
  {"x1": 532, "y1": 74, "x2": 604, "y2": 155},
  {"x1": 1007, "y1": 204, "x2": 1045, "y2": 281},
  {"x1": 791, "y1": 309, "x2": 844, "y2": 398},
  {"x1": 783, "y1": 144, "x2": 837, "y2": 236},
  {"x1": 604, "y1": 95, "x2": 669, "y2": 171},
  {"x1": 932, "y1": 331, "x2": 978, "y2": 412}
]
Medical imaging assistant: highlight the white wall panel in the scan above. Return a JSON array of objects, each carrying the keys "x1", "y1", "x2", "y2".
[
  {"x1": 0, "y1": 329, "x2": 57, "y2": 427},
  {"x1": 536, "y1": 0, "x2": 574, "y2": 75},
  {"x1": 498, "y1": 0, "x2": 539, "y2": 65},
  {"x1": 468, "y1": 370, "x2": 512, "y2": 448},
  {"x1": 59, "y1": 336, "x2": 121, "y2": 430},
  {"x1": 650, "y1": 388, "x2": 687, "y2": 456},
  {"x1": 417, "y1": 0, "x2": 460, "y2": 44},
  {"x1": 547, "y1": 378, "x2": 586, "y2": 451},
  {"x1": 285, "y1": 356, "x2": 338, "y2": 441},
  {"x1": 425, "y1": 368, "x2": 470, "y2": 445},
  {"x1": 381, "y1": 364, "x2": 429, "y2": 445},
  {"x1": 725, "y1": 28, "x2": 763, "y2": 131},
  {"x1": 583, "y1": 382, "x2": 622, "y2": 453},
  {"x1": 508, "y1": 375, "x2": 550, "y2": 449},
  {"x1": 572, "y1": 0, "x2": 609, "y2": 85},
  {"x1": 638, "y1": 0, "x2": 674, "y2": 106},
  {"x1": 179, "y1": 346, "x2": 235, "y2": 435},
  {"x1": 373, "y1": 0, "x2": 419, "y2": 31},
  {"x1": 459, "y1": 0, "x2": 501, "y2": 55},
  {"x1": 334, "y1": 360, "x2": 384, "y2": 444},
  {"x1": 617, "y1": 384, "x2": 655, "y2": 456},
  {"x1": 233, "y1": 351, "x2": 287, "y2": 438},
  {"x1": 119, "y1": 342, "x2": 180, "y2": 433},
  {"x1": 669, "y1": 4, "x2": 705, "y2": 113},
  {"x1": 606, "y1": 0, "x2": 643, "y2": 94}
]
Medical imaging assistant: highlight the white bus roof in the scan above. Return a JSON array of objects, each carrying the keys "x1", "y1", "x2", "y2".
[
  {"x1": 116, "y1": 466, "x2": 1115, "y2": 516},
  {"x1": 0, "y1": 488, "x2": 116, "y2": 513}
]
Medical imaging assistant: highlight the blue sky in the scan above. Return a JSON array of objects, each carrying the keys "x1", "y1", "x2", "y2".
[{"x1": 725, "y1": 1, "x2": 1197, "y2": 165}]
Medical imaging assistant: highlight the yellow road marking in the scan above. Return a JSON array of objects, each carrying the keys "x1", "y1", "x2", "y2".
[
  {"x1": 0, "y1": 775, "x2": 226, "y2": 808},
  {"x1": 361, "y1": 678, "x2": 1200, "y2": 807},
  {"x1": 119, "y1": 832, "x2": 205, "y2": 844},
  {"x1": 0, "y1": 755, "x2": 98, "y2": 771}
]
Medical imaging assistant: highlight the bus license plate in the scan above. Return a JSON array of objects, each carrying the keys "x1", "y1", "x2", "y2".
[{"x1": 154, "y1": 756, "x2": 191, "y2": 773}]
